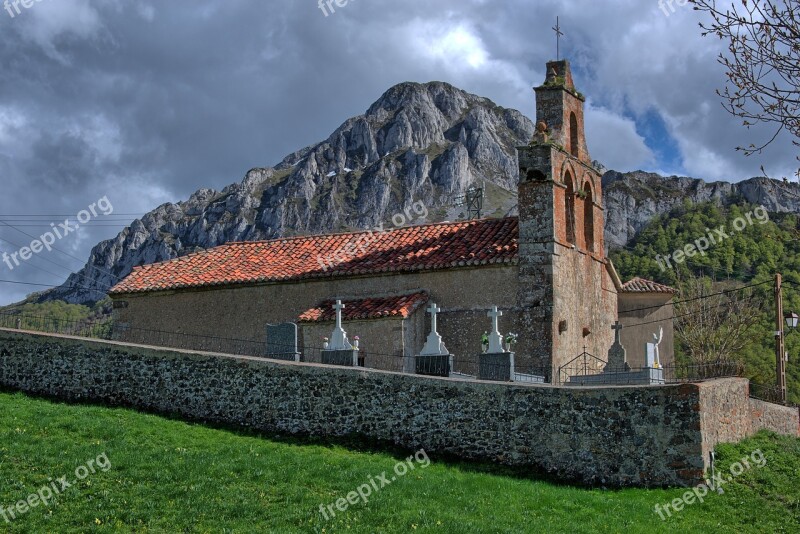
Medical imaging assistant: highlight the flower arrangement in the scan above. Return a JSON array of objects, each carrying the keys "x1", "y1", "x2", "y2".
[
  {"x1": 505, "y1": 332, "x2": 518, "y2": 352},
  {"x1": 481, "y1": 331, "x2": 489, "y2": 352},
  {"x1": 353, "y1": 336, "x2": 360, "y2": 350}
]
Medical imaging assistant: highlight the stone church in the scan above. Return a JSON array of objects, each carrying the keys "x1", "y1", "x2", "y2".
[{"x1": 109, "y1": 60, "x2": 674, "y2": 380}]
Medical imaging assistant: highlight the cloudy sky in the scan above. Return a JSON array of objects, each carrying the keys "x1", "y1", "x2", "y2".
[{"x1": 0, "y1": 0, "x2": 795, "y2": 305}]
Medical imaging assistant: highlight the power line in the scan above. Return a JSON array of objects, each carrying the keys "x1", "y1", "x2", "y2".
[
  {"x1": 619, "y1": 279, "x2": 772, "y2": 316},
  {"x1": 0, "y1": 224, "x2": 136, "y2": 228},
  {"x1": 0, "y1": 220, "x2": 124, "y2": 284},
  {"x1": 0, "y1": 279, "x2": 106, "y2": 294},
  {"x1": 622, "y1": 289, "x2": 763, "y2": 329},
  {"x1": 0, "y1": 213, "x2": 145, "y2": 217},
  {"x1": 0, "y1": 236, "x2": 86, "y2": 284}
]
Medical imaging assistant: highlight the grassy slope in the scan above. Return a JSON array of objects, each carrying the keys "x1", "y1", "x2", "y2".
[{"x1": 0, "y1": 391, "x2": 797, "y2": 533}]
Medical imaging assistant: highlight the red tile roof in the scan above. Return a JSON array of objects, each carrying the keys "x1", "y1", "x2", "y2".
[
  {"x1": 298, "y1": 292, "x2": 429, "y2": 323},
  {"x1": 620, "y1": 277, "x2": 676, "y2": 294},
  {"x1": 109, "y1": 217, "x2": 519, "y2": 295}
]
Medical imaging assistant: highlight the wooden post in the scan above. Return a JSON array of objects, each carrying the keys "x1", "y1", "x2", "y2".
[{"x1": 776, "y1": 273, "x2": 787, "y2": 405}]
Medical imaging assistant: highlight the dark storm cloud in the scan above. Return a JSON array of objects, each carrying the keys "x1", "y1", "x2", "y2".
[{"x1": 0, "y1": 0, "x2": 794, "y2": 304}]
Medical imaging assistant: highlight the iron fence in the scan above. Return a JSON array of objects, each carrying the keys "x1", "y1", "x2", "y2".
[
  {"x1": 557, "y1": 350, "x2": 746, "y2": 386},
  {"x1": 0, "y1": 309, "x2": 754, "y2": 389},
  {"x1": 749, "y1": 383, "x2": 784, "y2": 404}
]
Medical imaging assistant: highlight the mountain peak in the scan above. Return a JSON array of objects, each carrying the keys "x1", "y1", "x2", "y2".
[{"x1": 38, "y1": 83, "x2": 800, "y2": 306}]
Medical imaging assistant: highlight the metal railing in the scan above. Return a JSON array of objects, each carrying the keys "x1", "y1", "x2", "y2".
[
  {"x1": 0, "y1": 310, "x2": 754, "y2": 388},
  {"x1": 557, "y1": 351, "x2": 746, "y2": 385}
]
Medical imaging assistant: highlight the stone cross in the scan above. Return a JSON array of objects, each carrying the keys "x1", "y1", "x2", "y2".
[
  {"x1": 420, "y1": 302, "x2": 448, "y2": 356},
  {"x1": 605, "y1": 321, "x2": 630, "y2": 373},
  {"x1": 334, "y1": 300, "x2": 345, "y2": 329},
  {"x1": 327, "y1": 299, "x2": 352, "y2": 351},
  {"x1": 612, "y1": 321, "x2": 623, "y2": 345},
  {"x1": 486, "y1": 306, "x2": 505, "y2": 354},
  {"x1": 427, "y1": 303, "x2": 441, "y2": 334}
]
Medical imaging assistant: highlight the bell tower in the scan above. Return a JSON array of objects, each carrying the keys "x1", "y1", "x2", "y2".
[{"x1": 516, "y1": 59, "x2": 615, "y2": 377}]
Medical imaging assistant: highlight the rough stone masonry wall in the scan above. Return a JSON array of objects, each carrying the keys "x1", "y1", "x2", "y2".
[
  {"x1": 112, "y1": 264, "x2": 532, "y2": 371},
  {"x1": 0, "y1": 329, "x2": 795, "y2": 488},
  {"x1": 749, "y1": 398, "x2": 800, "y2": 436}
]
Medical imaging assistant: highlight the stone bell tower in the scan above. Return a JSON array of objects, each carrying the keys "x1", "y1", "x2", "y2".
[{"x1": 516, "y1": 60, "x2": 616, "y2": 377}]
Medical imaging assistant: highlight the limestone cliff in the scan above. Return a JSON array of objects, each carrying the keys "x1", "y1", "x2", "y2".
[{"x1": 40, "y1": 82, "x2": 800, "y2": 304}]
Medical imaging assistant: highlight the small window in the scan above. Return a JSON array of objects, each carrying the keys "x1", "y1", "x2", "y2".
[
  {"x1": 569, "y1": 112, "x2": 579, "y2": 158},
  {"x1": 583, "y1": 182, "x2": 594, "y2": 252},
  {"x1": 564, "y1": 173, "x2": 576, "y2": 245}
]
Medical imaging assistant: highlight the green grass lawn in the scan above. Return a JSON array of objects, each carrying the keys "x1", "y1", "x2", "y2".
[{"x1": 0, "y1": 391, "x2": 798, "y2": 533}]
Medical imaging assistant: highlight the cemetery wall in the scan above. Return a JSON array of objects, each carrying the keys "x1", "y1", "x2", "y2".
[
  {"x1": 3, "y1": 329, "x2": 796, "y2": 488},
  {"x1": 749, "y1": 398, "x2": 799, "y2": 436},
  {"x1": 697, "y1": 378, "x2": 753, "y2": 464}
]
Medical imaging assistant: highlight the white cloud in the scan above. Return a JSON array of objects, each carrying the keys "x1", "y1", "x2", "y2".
[
  {"x1": 416, "y1": 23, "x2": 489, "y2": 69},
  {"x1": 17, "y1": 0, "x2": 104, "y2": 62},
  {"x1": 585, "y1": 104, "x2": 655, "y2": 171},
  {"x1": 0, "y1": 106, "x2": 28, "y2": 145}
]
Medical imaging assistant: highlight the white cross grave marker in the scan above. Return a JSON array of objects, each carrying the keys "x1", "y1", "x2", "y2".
[
  {"x1": 487, "y1": 306, "x2": 505, "y2": 354},
  {"x1": 327, "y1": 299, "x2": 353, "y2": 350},
  {"x1": 420, "y1": 302, "x2": 449, "y2": 356}
]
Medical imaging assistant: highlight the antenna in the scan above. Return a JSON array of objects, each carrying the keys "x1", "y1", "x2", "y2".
[{"x1": 452, "y1": 182, "x2": 485, "y2": 220}]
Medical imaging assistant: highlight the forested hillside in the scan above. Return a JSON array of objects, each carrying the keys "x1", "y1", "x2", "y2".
[{"x1": 610, "y1": 201, "x2": 800, "y2": 403}]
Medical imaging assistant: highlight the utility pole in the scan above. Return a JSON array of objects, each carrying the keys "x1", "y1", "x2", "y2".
[{"x1": 775, "y1": 273, "x2": 788, "y2": 405}]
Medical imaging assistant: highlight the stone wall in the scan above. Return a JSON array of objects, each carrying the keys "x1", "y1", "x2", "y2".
[
  {"x1": 3, "y1": 329, "x2": 795, "y2": 488},
  {"x1": 750, "y1": 398, "x2": 800, "y2": 436},
  {"x1": 112, "y1": 264, "x2": 535, "y2": 372},
  {"x1": 697, "y1": 379, "x2": 753, "y2": 465}
]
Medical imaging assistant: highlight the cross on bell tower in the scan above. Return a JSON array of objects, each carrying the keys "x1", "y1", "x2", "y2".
[{"x1": 552, "y1": 16, "x2": 564, "y2": 61}]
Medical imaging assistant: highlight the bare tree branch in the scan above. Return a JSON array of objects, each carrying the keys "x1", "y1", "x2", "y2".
[
  {"x1": 674, "y1": 275, "x2": 764, "y2": 364},
  {"x1": 691, "y1": 0, "x2": 800, "y2": 177}
]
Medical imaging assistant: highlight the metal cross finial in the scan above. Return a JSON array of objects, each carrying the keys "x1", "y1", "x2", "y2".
[{"x1": 552, "y1": 16, "x2": 564, "y2": 60}]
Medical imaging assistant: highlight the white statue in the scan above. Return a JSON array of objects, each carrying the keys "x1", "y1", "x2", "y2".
[{"x1": 652, "y1": 327, "x2": 663, "y2": 369}]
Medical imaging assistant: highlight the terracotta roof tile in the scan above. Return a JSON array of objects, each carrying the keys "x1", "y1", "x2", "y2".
[
  {"x1": 298, "y1": 292, "x2": 429, "y2": 323},
  {"x1": 109, "y1": 217, "x2": 519, "y2": 295},
  {"x1": 620, "y1": 277, "x2": 676, "y2": 294}
]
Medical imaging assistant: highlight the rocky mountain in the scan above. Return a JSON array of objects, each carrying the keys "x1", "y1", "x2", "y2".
[
  {"x1": 40, "y1": 82, "x2": 800, "y2": 305},
  {"x1": 602, "y1": 171, "x2": 800, "y2": 247}
]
